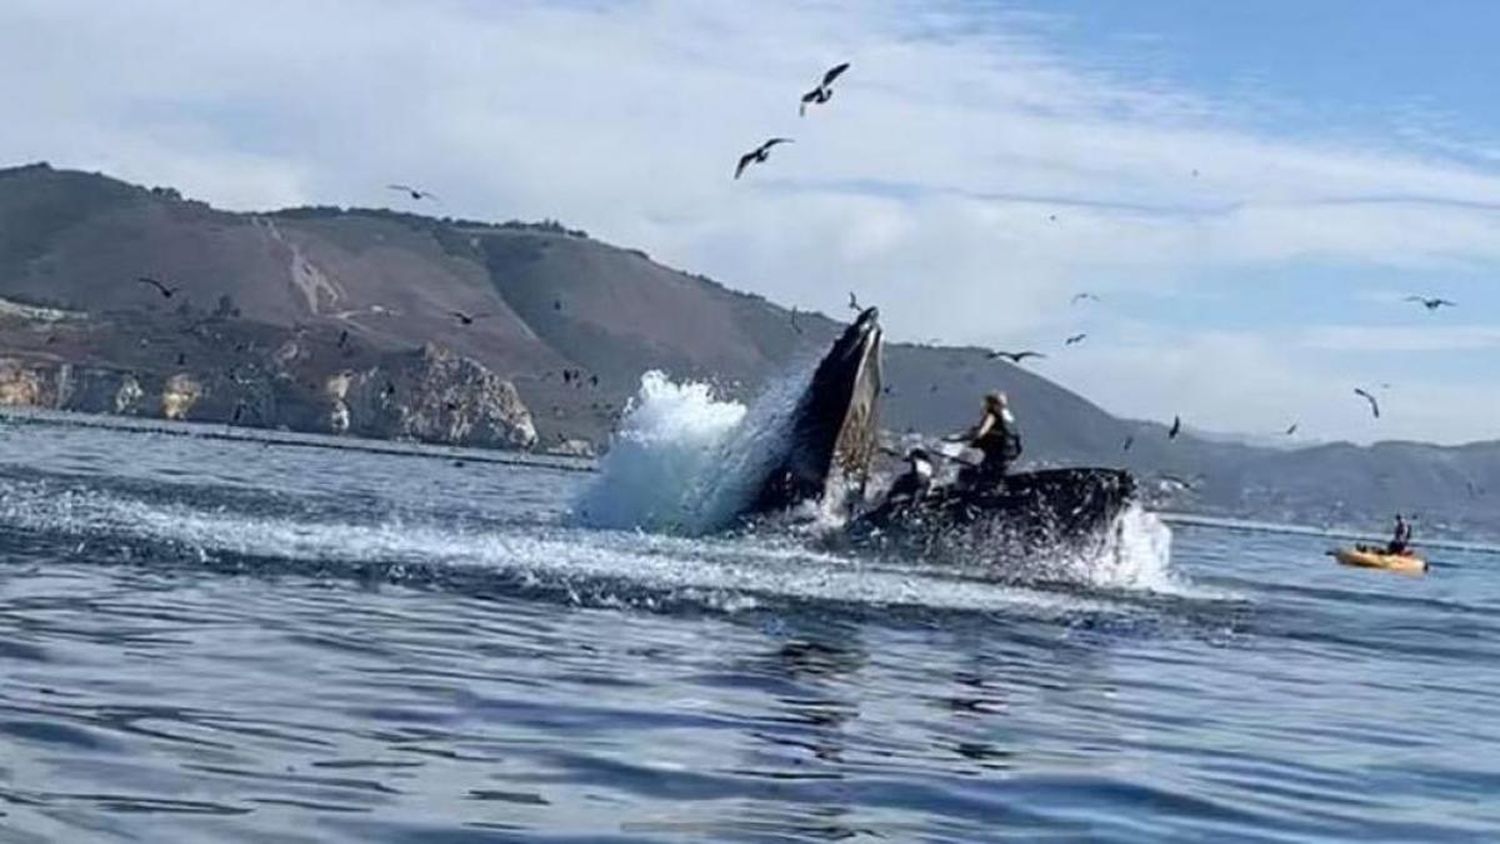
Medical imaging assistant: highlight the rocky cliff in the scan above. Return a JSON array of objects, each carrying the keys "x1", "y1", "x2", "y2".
[
  {"x1": 0, "y1": 313, "x2": 535, "y2": 449},
  {"x1": 0, "y1": 161, "x2": 1496, "y2": 534},
  {"x1": 334, "y1": 344, "x2": 536, "y2": 449}
]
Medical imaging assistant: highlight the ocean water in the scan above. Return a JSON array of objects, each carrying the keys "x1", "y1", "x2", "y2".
[{"x1": 1, "y1": 414, "x2": 1499, "y2": 842}]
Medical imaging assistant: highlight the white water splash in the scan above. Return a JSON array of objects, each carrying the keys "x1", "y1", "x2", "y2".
[
  {"x1": 571, "y1": 372, "x2": 746, "y2": 532},
  {"x1": 1078, "y1": 504, "x2": 1178, "y2": 592},
  {"x1": 573, "y1": 367, "x2": 813, "y2": 534}
]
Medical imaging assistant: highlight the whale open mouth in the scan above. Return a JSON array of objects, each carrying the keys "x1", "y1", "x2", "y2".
[{"x1": 749, "y1": 307, "x2": 883, "y2": 516}]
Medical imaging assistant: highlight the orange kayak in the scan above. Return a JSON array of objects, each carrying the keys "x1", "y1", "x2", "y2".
[{"x1": 1331, "y1": 547, "x2": 1428, "y2": 576}]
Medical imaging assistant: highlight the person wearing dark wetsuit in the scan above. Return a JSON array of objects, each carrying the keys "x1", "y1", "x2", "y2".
[
  {"x1": 1387, "y1": 513, "x2": 1413, "y2": 555},
  {"x1": 886, "y1": 448, "x2": 935, "y2": 505},
  {"x1": 951, "y1": 391, "x2": 1022, "y2": 490}
]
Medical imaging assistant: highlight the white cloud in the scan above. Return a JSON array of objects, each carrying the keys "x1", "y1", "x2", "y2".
[
  {"x1": 4, "y1": 0, "x2": 1500, "y2": 442},
  {"x1": 1040, "y1": 324, "x2": 1500, "y2": 444},
  {"x1": 1298, "y1": 324, "x2": 1500, "y2": 353}
]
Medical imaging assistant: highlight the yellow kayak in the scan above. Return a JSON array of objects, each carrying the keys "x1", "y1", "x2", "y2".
[{"x1": 1331, "y1": 547, "x2": 1428, "y2": 576}]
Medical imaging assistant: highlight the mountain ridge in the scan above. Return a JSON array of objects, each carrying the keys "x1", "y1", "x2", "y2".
[{"x1": 1, "y1": 161, "x2": 1496, "y2": 536}]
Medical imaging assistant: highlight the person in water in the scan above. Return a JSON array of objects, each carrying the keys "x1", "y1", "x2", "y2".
[
  {"x1": 949, "y1": 391, "x2": 1023, "y2": 489},
  {"x1": 886, "y1": 448, "x2": 935, "y2": 505},
  {"x1": 1387, "y1": 513, "x2": 1413, "y2": 555}
]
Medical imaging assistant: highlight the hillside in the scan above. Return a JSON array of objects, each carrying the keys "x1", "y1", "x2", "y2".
[{"x1": 0, "y1": 162, "x2": 1496, "y2": 536}]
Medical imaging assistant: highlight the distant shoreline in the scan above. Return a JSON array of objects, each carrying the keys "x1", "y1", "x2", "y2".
[
  {"x1": 1160, "y1": 511, "x2": 1500, "y2": 557},
  {"x1": 5, "y1": 404, "x2": 1495, "y2": 552},
  {"x1": 0, "y1": 405, "x2": 597, "y2": 474}
]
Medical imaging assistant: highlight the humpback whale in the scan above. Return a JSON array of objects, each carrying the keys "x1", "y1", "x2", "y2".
[
  {"x1": 747, "y1": 306, "x2": 884, "y2": 517},
  {"x1": 736, "y1": 306, "x2": 1136, "y2": 561},
  {"x1": 848, "y1": 467, "x2": 1138, "y2": 564}
]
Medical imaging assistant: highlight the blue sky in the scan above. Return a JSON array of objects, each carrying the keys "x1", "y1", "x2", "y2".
[{"x1": 2, "y1": 0, "x2": 1499, "y2": 443}]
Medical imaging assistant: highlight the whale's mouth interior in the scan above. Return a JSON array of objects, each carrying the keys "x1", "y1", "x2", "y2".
[
  {"x1": 828, "y1": 309, "x2": 883, "y2": 481},
  {"x1": 772, "y1": 307, "x2": 884, "y2": 511}
]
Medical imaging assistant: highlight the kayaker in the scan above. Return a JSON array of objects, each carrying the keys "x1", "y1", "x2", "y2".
[
  {"x1": 1387, "y1": 513, "x2": 1413, "y2": 555},
  {"x1": 885, "y1": 448, "x2": 935, "y2": 505},
  {"x1": 948, "y1": 391, "x2": 1022, "y2": 489}
]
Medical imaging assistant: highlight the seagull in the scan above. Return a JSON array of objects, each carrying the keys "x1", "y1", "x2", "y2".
[
  {"x1": 387, "y1": 184, "x2": 437, "y2": 201},
  {"x1": 1071, "y1": 292, "x2": 1099, "y2": 305},
  {"x1": 1168, "y1": 415, "x2": 1182, "y2": 439},
  {"x1": 799, "y1": 62, "x2": 851, "y2": 116},
  {"x1": 847, "y1": 291, "x2": 861, "y2": 312},
  {"x1": 1404, "y1": 295, "x2": 1452, "y2": 311},
  {"x1": 135, "y1": 276, "x2": 178, "y2": 298},
  {"x1": 450, "y1": 310, "x2": 491, "y2": 326},
  {"x1": 1284, "y1": 422, "x2": 1299, "y2": 436},
  {"x1": 1064, "y1": 333, "x2": 1087, "y2": 346},
  {"x1": 734, "y1": 138, "x2": 793, "y2": 179},
  {"x1": 986, "y1": 349, "x2": 1046, "y2": 364},
  {"x1": 1354, "y1": 388, "x2": 1381, "y2": 419},
  {"x1": 1405, "y1": 295, "x2": 1455, "y2": 311}
]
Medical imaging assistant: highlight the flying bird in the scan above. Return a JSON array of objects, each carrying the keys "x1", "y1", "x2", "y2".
[
  {"x1": 1284, "y1": 422, "x2": 1298, "y2": 436},
  {"x1": 847, "y1": 291, "x2": 861, "y2": 312},
  {"x1": 1168, "y1": 415, "x2": 1182, "y2": 439},
  {"x1": 450, "y1": 311, "x2": 491, "y2": 326},
  {"x1": 799, "y1": 62, "x2": 851, "y2": 116},
  {"x1": 1064, "y1": 333, "x2": 1087, "y2": 346},
  {"x1": 1071, "y1": 292, "x2": 1099, "y2": 305},
  {"x1": 135, "y1": 276, "x2": 178, "y2": 298},
  {"x1": 1405, "y1": 295, "x2": 1455, "y2": 311},
  {"x1": 986, "y1": 349, "x2": 1046, "y2": 364},
  {"x1": 734, "y1": 138, "x2": 793, "y2": 179},
  {"x1": 1354, "y1": 388, "x2": 1381, "y2": 419},
  {"x1": 387, "y1": 184, "x2": 437, "y2": 201}
]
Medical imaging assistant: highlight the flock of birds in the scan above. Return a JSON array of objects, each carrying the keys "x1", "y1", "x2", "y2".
[
  {"x1": 714, "y1": 61, "x2": 1463, "y2": 451},
  {"x1": 125, "y1": 59, "x2": 1463, "y2": 458}
]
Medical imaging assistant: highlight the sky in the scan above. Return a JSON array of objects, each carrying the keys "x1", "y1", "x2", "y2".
[{"x1": 3, "y1": 0, "x2": 1500, "y2": 444}]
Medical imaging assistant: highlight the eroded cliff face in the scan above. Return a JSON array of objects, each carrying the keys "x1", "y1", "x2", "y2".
[
  {"x1": 160, "y1": 373, "x2": 202, "y2": 420},
  {"x1": 341, "y1": 344, "x2": 537, "y2": 449},
  {"x1": 0, "y1": 340, "x2": 537, "y2": 450}
]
